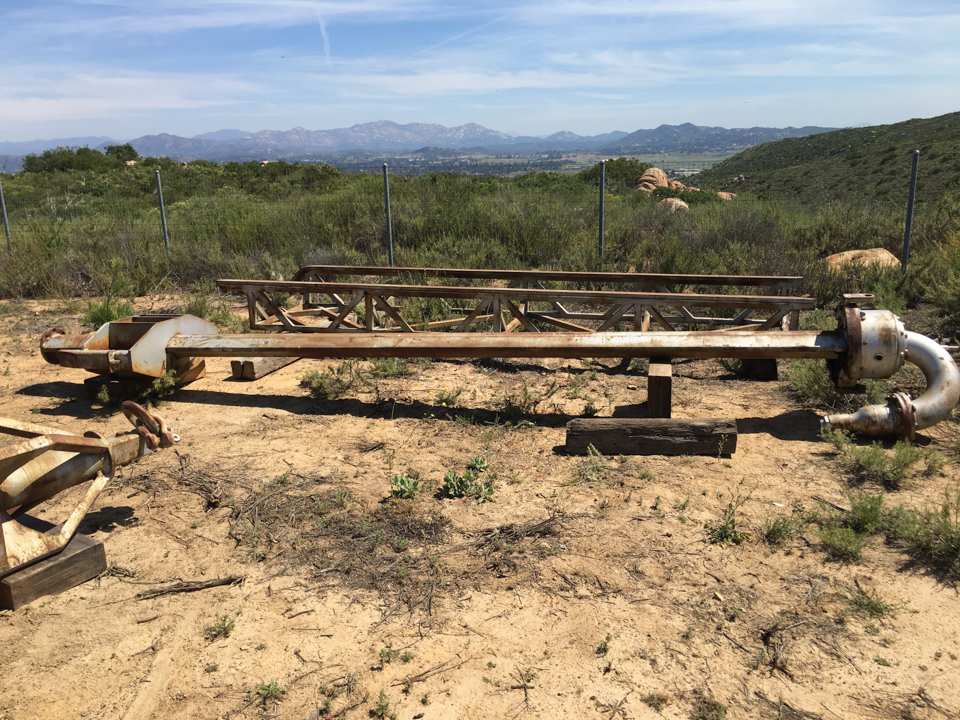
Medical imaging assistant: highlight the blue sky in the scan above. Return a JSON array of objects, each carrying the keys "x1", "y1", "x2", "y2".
[{"x1": 1, "y1": 1, "x2": 959, "y2": 140}]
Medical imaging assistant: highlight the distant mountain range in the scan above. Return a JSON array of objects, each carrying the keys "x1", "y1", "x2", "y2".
[{"x1": 0, "y1": 121, "x2": 837, "y2": 167}]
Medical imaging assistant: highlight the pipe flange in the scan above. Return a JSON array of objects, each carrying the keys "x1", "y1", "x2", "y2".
[{"x1": 889, "y1": 391, "x2": 917, "y2": 441}]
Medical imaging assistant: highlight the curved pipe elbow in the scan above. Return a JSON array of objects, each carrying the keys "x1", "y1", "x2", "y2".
[{"x1": 824, "y1": 331, "x2": 960, "y2": 438}]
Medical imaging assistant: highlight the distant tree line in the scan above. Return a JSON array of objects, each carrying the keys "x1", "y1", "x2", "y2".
[{"x1": 22, "y1": 144, "x2": 141, "y2": 172}]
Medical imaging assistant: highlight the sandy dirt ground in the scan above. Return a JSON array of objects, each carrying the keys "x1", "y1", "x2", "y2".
[{"x1": 0, "y1": 298, "x2": 958, "y2": 720}]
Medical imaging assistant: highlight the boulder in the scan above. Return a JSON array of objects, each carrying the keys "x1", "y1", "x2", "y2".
[
  {"x1": 638, "y1": 167, "x2": 669, "y2": 188},
  {"x1": 668, "y1": 179, "x2": 687, "y2": 191},
  {"x1": 657, "y1": 198, "x2": 689, "y2": 213},
  {"x1": 825, "y1": 248, "x2": 901, "y2": 271},
  {"x1": 636, "y1": 181, "x2": 657, "y2": 193},
  {"x1": 716, "y1": 191, "x2": 737, "y2": 201}
]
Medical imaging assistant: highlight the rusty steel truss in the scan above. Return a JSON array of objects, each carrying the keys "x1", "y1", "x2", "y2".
[{"x1": 218, "y1": 266, "x2": 812, "y2": 334}]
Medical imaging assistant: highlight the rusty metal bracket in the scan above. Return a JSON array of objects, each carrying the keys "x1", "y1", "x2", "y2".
[{"x1": 0, "y1": 403, "x2": 178, "y2": 576}]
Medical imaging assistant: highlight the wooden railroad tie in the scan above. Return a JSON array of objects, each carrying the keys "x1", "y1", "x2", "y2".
[{"x1": 565, "y1": 418, "x2": 738, "y2": 457}]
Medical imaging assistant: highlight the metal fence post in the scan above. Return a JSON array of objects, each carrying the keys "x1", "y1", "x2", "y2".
[
  {"x1": 597, "y1": 160, "x2": 606, "y2": 261},
  {"x1": 155, "y1": 169, "x2": 171, "y2": 258},
  {"x1": 383, "y1": 162, "x2": 395, "y2": 266},
  {"x1": 0, "y1": 181, "x2": 10, "y2": 253},
  {"x1": 901, "y1": 149, "x2": 920, "y2": 270}
]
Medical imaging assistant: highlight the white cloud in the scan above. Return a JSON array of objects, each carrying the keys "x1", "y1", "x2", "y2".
[{"x1": 0, "y1": 67, "x2": 256, "y2": 125}]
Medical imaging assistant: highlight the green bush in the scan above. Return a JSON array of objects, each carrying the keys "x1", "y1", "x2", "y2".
[
  {"x1": 84, "y1": 295, "x2": 133, "y2": 326},
  {"x1": 785, "y1": 361, "x2": 886, "y2": 412},
  {"x1": 820, "y1": 526, "x2": 867, "y2": 562},
  {"x1": 825, "y1": 429, "x2": 943, "y2": 490},
  {"x1": 300, "y1": 362, "x2": 357, "y2": 400},
  {"x1": 884, "y1": 490, "x2": 960, "y2": 581}
]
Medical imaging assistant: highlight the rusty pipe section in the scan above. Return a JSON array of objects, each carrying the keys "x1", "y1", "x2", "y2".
[
  {"x1": 824, "y1": 330, "x2": 960, "y2": 438},
  {"x1": 166, "y1": 329, "x2": 848, "y2": 361}
]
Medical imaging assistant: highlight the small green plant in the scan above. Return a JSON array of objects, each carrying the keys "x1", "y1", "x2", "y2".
[
  {"x1": 203, "y1": 615, "x2": 235, "y2": 641},
  {"x1": 145, "y1": 369, "x2": 178, "y2": 401},
  {"x1": 182, "y1": 290, "x2": 245, "y2": 331},
  {"x1": 300, "y1": 361, "x2": 357, "y2": 400},
  {"x1": 379, "y1": 645, "x2": 400, "y2": 665},
  {"x1": 642, "y1": 693, "x2": 669, "y2": 712},
  {"x1": 690, "y1": 692, "x2": 727, "y2": 720},
  {"x1": 204, "y1": 662, "x2": 218, "y2": 673},
  {"x1": 95, "y1": 384, "x2": 111, "y2": 405},
  {"x1": 706, "y1": 497, "x2": 749, "y2": 545},
  {"x1": 845, "y1": 493, "x2": 885, "y2": 534},
  {"x1": 573, "y1": 444, "x2": 609, "y2": 485},
  {"x1": 369, "y1": 357, "x2": 411, "y2": 378},
  {"x1": 84, "y1": 295, "x2": 133, "y2": 327},
  {"x1": 389, "y1": 472, "x2": 422, "y2": 499},
  {"x1": 498, "y1": 380, "x2": 559, "y2": 421},
  {"x1": 370, "y1": 690, "x2": 396, "y2": 719},
  {"x1": 820, "y1": 526, "x2": 866, "y2": 562},
  {"x1": 435, "y1": 386, "x2": 464, "y2": 407},
  {"x1": 595, "y1": 635, "x2": 610, "y2": 657},
  {"x1": 466, "y1": 456, "x2": 488, "y2": 474},
  {"x1": 254, "y1": 680, "x2": 285, "y2": 707},
  {"x1": 438, "y1": 457, "x2": 493, "y2": 502},
  {"x1": 760, "y1": 514, "x2": 799, "y2": 546},
  {"x1": 847, "y1": 584, "x2": 894, "y2": 619}
]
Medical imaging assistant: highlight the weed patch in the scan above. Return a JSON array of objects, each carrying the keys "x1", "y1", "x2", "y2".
[
  {"x1": 785, "y1": 360, "x2": 885, "y2": 412},
  {"x1": 438, "y1": 457, "x2": 494, "y2": 502},
  {"x1": 203, "y1": 615, "x2": 235, "y2": 641},
  {"x1": 824, "y1": 429, "x2": 942, "y2": 490},
  {"x1": 300, "y1": 361, "x2": 358, "y2": 401},
  {"x1": 760, "y1": 514, "x2": 800, "y2": 547},
  {"x1": 706, "y1": 495, "x2": 749, "y2": 545}
]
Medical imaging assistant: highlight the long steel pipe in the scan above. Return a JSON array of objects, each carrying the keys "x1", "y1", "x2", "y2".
[
  {"x1": 166, "y1": 330, "x2": 847, "y2": 361},
  {"x1": 40, "y1": 309, "x2": 960, "y2": 438}
]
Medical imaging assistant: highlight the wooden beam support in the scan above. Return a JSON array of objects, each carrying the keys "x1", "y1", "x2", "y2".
[
  {"x1": 647, "y1": 356, "x2": 673, "y2": 418},
  {"x1": 565, "y1": 418, "x2": 737, "y2": 457},
  {"x1": 0, "y1": 517, "x2": 107, "y2": 610}
]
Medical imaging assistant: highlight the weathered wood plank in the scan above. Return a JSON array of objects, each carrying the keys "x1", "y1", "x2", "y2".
[
  {"x1": 229, "y1": 356, "x2": 300, "y2": 381},
  {"x1": 0, "y1": 519, "x2": 106, "y2": 610},
  {"x1": 293, "y1": 264, "x2": 802, "y2": 288},
  {"x1": 219, "y1": 279, "x2": 815, "y2": 310},
  {"x1": 565, "y1": 418, "x2": 737, "y2": 457}
]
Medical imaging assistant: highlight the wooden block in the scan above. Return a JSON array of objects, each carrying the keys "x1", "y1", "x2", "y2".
[
  {"x1": 740, "y1": 359, "x2": 779, "y2": 381},
  {"x1": 0, "y1": 519, "x2": 106, "y2": 610},
  {"x1": 565, "y1": 418, "x2": 737, "y2": 457},
  {"x1": 229, "y1": 356, "x2": 300, "y2": 381},
  {"x1": 646, "y1": 356, "x2": 672, "y2": 418}
]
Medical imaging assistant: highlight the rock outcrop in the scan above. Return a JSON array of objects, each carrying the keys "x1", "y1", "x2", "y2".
[
  {"x1": 638, "y1": 167, "x2": 669, "y2": 189},
  {"x1": 824, "y1": 248, "x2": 900, "y2": 271},
  {"x1": 657, "y1": 198, "x2": 689, "y2": 213},
  {"x1": 716, "y1": 191, "x2": 737, "y2": 201}
]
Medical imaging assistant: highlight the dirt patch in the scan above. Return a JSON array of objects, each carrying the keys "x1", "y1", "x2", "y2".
[{"x1": 1, "y1": 298, "x2": 959, "y2": 720}]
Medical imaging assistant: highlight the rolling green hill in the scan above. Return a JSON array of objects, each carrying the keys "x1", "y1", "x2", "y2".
[{"x1": 696, "y1": 112, "x2": 960, "y2": 207}]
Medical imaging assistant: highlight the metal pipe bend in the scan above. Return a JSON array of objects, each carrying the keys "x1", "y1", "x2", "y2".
[{"x1": 824, "y1": 331, "x2": 960, "y2": 438}]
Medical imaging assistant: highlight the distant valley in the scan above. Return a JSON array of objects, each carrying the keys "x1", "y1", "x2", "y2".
[{"x1": 0, "y1": 121, "x2": 836, "y2": 171}]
